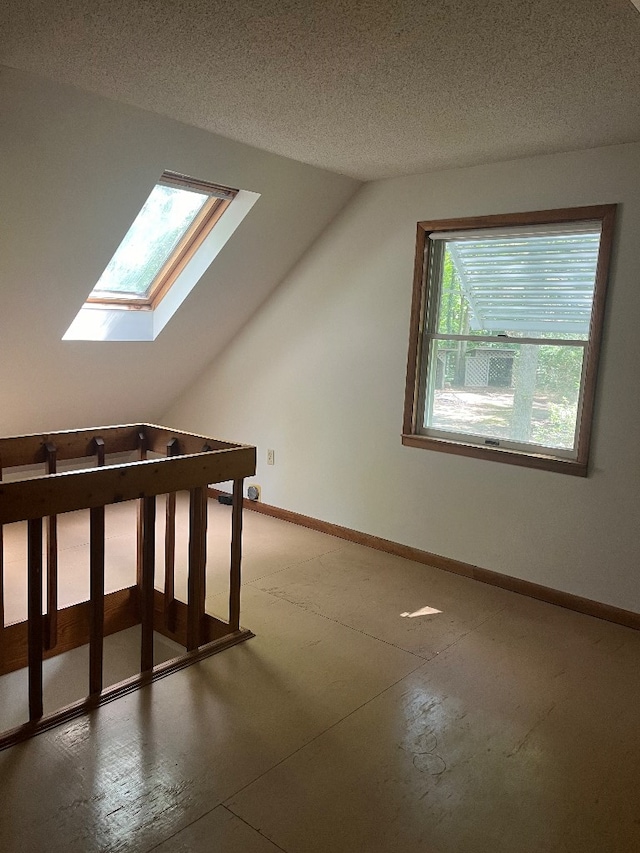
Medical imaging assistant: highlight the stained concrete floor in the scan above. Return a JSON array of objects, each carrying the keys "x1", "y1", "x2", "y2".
[{"x1": 1, "y1": 496, "x2": 639, "y2": 852}]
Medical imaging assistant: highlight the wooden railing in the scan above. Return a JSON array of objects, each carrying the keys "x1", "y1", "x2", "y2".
[{"x1": 0, "y1": 424, "x2": 256, "y2": 749}]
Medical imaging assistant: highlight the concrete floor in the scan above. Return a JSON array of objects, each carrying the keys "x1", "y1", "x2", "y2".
[{"x1": 1, "y1": 497, "x2": 639, "y2": 852}]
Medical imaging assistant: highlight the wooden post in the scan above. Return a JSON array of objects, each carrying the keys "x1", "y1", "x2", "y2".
[
  {"x1": 136, "y1": 429, "x2": 148, "y2": 589},
  {"x1": 89, "y1": 436, "x2": 106, "y2": 695},
  {"x1": 229, "y1": 478, "x2": 244, "y2": 631},
  {"x1": 164, "y1": 438, "x2": 179, "y2": 632},
  {"x1": 44, "y1": 443, "x2": 58, "y2": 650},
  {"x1": 28, "y1": 517, "x2": 44, "y2": 721},
  {"x1": 93, "y1": 436, "x2": 106, "y2": 468},
  {"x1": 186, "y1": 486, "x2": 207, "y2": 651},
  {"x1": 140, "y1": 495, "x2": 156, "y2": 673},
  {"x1": 0, "y1": 456, "x2": 4, "y2": 634},
  {"x1": 89, "y1": 505, "x2": 105, "y2": 696}
]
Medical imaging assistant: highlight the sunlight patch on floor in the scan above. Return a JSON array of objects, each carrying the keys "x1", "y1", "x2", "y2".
[{"x1": 400, "y1": 605, "x2": 442, "y2": 618}]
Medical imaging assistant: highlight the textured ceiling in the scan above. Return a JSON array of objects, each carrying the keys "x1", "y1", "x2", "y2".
[{"x1": 2, "y1": 0, "x2": 640, "y2": 180}]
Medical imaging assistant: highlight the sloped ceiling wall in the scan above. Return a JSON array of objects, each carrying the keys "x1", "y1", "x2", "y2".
[{"x1": 0, "y1": 67, "x2": 359, "y2": 436}]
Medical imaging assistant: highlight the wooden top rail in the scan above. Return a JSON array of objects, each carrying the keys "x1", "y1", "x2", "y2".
[
  {"x1": 0, "y1": 423, "x2": 241, "y2": 468},
  {"x1": 143, "y1": 425, "x2": 238, "y2": 455},
  {"x1": 0, "y1": 429, "x2": 256, "y2": 525}
]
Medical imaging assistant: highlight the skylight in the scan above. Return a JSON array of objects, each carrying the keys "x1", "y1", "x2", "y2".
[
  {"x1": 88, "y1": 172, "x2": 237, "y2": 309},
  {"x1": 64, "y1": 173, "x2": 260, "y2": 342}
]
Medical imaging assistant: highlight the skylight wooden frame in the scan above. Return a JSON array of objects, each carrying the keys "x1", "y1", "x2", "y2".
[
  {"x1": 402, "y1": 205, "x2": 617, "y2": 476},
  {"x1": 87, "y1": 172, "x2": 237, "y2": 311}
]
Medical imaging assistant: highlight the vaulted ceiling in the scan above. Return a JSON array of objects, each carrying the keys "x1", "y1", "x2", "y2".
[{"x1": 2, "y1": 0, "x2": 640, "y2": 180}]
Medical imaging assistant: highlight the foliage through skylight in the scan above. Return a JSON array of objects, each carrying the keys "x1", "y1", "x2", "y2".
[{"x1": 91, "y1": 183, "x2": 210, "y2": 299}]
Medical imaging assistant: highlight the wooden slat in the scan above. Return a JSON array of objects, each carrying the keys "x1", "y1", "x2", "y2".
[
  {"x1": 229, "y1": 478, "x2": 244, "y2": 631},
  {"x1": 89, "y1": 505, "x2": 105, "y2": 696},
  {"x1": 136, "y1": 429, "x2": 148, "y2": 590},
  {"x1": 90, "y1": 435, "x2": 107, "y2": 694},
  {"x1": 0, "y1": 456, "x2": 4, "y2": 633},
  {"x1": 186, "y1": 486, "x2": 207, "y2": 651},
  {"x1": 0, "y1": 587, "x2": 140, "y2": 676},
  {"x1": 27, "y1": 518, "x2": 44, "y2": 721},
  {"x1": 164, "y1": 491, "x2": 177, "y2": 632},
  {"x1": 44, "y1": 442, "x2": 58, "y2": 650},
  {"x1": 0, "y1": 521, "x2": 3, "y2": 632},
  {"x1": 0, "y1": 446, "x2": 257, "y2": 525},
  {"x1": 140, "y1": 495, "x2": 156, "y2": 673},
  {"x1": 164, "y1": 438, "x2": 180, "y2": 633}
]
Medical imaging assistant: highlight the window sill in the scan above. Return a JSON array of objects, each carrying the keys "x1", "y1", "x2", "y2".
[{"x1": 401, "y1": 433, "x2": 588, "y2": 476}]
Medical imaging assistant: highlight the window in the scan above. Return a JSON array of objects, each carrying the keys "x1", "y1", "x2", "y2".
[
  {"x1": 88, "y1": 171, "x2": 237, "y2": 310},
  {"x1": 64, "y1": 174, "x2": 259, "y2": 341},
  {"x1": 402, "y1": 206, "x2": 616, "y2": 475}
]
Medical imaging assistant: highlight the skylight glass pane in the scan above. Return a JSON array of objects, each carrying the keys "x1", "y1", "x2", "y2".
[
  {"x1": 434, "y1": 228, "x2": 601, "y2": 338},
  {"x1": 91, "y1": 183, "x2": 210, "y2": 298}
]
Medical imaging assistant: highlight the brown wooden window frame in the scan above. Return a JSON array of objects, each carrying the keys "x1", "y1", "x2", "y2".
[
  {"x1": 87, "y1": 172, "x2": 237, "y2": 312},
  {"x1": 402, "y1": 205, "x2": 617, "y2": 476}
]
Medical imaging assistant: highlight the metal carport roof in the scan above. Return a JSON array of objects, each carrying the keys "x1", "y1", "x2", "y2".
[{"x1": 437, "y1": 226, "x2": 602, "y2": 335}]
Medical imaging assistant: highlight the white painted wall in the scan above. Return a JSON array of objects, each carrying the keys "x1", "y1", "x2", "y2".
[
  {"x1": 165, "y1": 143, "x2": 640, "y2": 612},
  {"x1": 0, "y1": 67, "x2": 358, "y2": 435}
]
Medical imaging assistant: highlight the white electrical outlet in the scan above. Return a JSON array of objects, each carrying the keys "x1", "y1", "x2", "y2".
[{"x1": 267, "y1": 449, "x2": 275, "y2": 465}]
